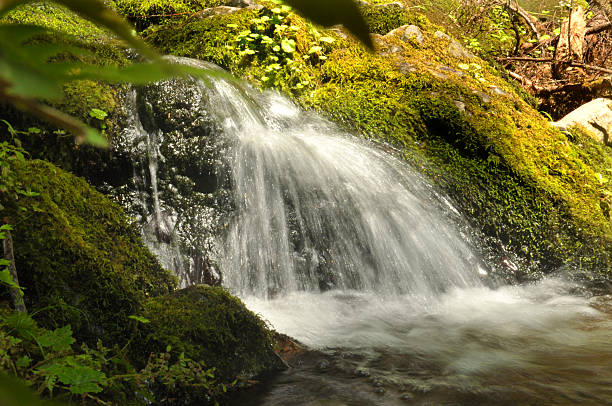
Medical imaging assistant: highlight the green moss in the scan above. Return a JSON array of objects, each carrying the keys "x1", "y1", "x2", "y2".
[
  {"x1": 115, "y1": 0, "x2": 225, "y2": 30},
  {"x1": 1, "y1": 2, "x2": 109, "y2": 40},
  {"x1": 147, "y1": 8, "x2": 255, "y2": 71},
  {"x1": 139, "y1": 285, "x2": 284, "y2": 382},
  {"x1": 0, "y1": 159, "x2": 177, "y2": 346},
  {"x1": 145, "y1": 4, "x2": 612, "y2": 277},
  {"x1": 360, "y1": 2, "x2": 421, "y2": 35}
]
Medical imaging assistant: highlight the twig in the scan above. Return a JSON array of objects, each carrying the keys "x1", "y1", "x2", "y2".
[
  {"x1": 507, "y1": 0, "x2": 540, "y2": 40},
  {"x1": 507, "y1": 70, "x2": 534, "y2": 87},
  {"x1": 587, "y1": 22, "x2": 612, "y2": 35},
  {"x1": 3, "y1": 229, "x2": 26, "y2": 313},
  {"x1": 497, "y1": 56, "x2": 554, "y2": 62},
  {"x1": 570, "y1": 62, "x2": 612, "y2": 74}
]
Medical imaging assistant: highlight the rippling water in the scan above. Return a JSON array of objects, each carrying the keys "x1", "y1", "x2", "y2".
[{"x1": 236, "y1": 279, "x2": 612, "y2": 405}]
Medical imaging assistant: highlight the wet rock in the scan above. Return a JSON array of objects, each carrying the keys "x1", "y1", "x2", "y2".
[
  {"x1": 356, "y1": 368, "x2": 370, "y2": 377},
  {"x1": 374, "y1": 387, "x2": 386, "y2": 394},
  {"x1": 317, "y1": 359, "x2": 331, "y2": 370},
  {"x1": 226, "y1": 0, "x2": 262, "y2": 8},
  {"x1": 553, "y1": 98, "x2": 612, "y2": 145},
  {"x1": 434, "y1": 30, "x2": 475, "y2": 59},
  {"x1": 473, "y1": 90, "x2": 492, "y2": 103},
  {"x1": 194, "y1": 6, "x2": 243, "y2": 19},
  {"x1": 400, "y1": 392, "x2": 415, "y2": 401}
]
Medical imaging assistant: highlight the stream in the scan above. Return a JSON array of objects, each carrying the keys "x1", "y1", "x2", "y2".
[{"x1": 125, "y1": 58, "x2": 612, "y2": 405}]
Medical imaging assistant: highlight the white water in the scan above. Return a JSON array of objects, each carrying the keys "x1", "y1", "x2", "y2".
[
  {"x1": 209, "y1": 77, "x2": 482, "y2": 299},
  {"x1": 132, "y1": 61, "x2": 612, "y2": 404}
]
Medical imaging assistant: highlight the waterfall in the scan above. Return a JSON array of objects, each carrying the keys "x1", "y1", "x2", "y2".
[
  {"x1": 207, "y1": 78, "x2": 484, "y2": 299},
  {"x1": 115, "y1": 60, "x2": 612, "y2": 405},
  {"x1": 115, "y1": 57, "x2": 485, "y2": 296}
]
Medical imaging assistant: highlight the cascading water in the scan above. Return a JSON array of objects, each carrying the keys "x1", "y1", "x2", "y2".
[
  {"x1": 121, "y1": 59, "x2": 612, "y2": 405},
  {"x1": 209, "y1": 77, "x2": 483, "y2": 299}
]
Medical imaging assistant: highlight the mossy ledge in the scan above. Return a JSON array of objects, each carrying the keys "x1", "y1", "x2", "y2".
[
  {"x1": 0, "y1": 159, "x2": 176, "y2": 346},
  {"x1": 138, "y1": 285, "x2": 285, "y2": 381},
  {"x1": 145, "y1": 0, "x2": 612, "y2": 280}
]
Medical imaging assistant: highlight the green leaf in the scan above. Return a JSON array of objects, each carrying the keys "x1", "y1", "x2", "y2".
[
  {"x1": 89, "y1": 108, "x2": 108, "y2": 120},
  {"x1": 0, "y1": 268, "x2": 21, "y2": 291},
  {"x1": 16, "y1": 355, "x2": 31, "y2": 368},
  {"x1": 38, "y1": 325, "x2": 75, "y2": 352},
  {"x1": 128, "y1": 315, "x2": 150, "y2": 324},
  {"x1": 281, "y1": 38, "x2": 296, "y2": 53},
  {"x1": 2, "y1": 311, "x2": 36, "y2": 338},
  {"x1": 282, "y1": 0, "x2": 372, "y2": 49},
  {"x1": 38, "y1": 358, "x2": 106, "y2": 395}
]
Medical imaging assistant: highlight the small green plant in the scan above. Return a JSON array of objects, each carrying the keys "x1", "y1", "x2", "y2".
[
  {"x1": 227, "y1": 4, "x2": 336, "y2": 91},
  {"x1": 458, "y1": 62, "x2": 486, "y2": 82},
  {"x1": 0, "y1": 305, "x2": 230, "y2": 405}
]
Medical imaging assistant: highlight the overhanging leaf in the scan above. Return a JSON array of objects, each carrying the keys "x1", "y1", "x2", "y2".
[
  {"x1": 0, "y1": 0, "x2": 158, "y2": 59},
  {"x1": 283, "y1": 0, "x2": 372, "y2": 49}
]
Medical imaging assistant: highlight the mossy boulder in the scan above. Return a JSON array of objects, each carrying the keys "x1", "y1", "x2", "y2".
[
  {"x1": 138, "y1": 285, "x2": 285, "y2": 381},
  {"x1": 0, "y1": 158, "x2": 176, "y2": 346},
  {"x1": 140, "y1": 1, "x2": 612, "y2": 279}
]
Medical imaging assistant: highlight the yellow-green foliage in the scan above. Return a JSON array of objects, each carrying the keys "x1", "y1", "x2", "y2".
[
  {"x1": 115, "y1": 0, "x2": 225, "y2": 29},
  {"x1": 0, "y1": 158, "x2": 177, "y2": 346},
  {"x1": 360, "y1": 2, "x2": 421, "y2": 35},
  {"x1": 1, "y1": 2, "x2": 108, "y2": 40},
  {"x1": 144, "y1": 2, "x2": 612, "y2": 276},
  {"x1": 139, "y1": 285, "x2": 283, "y2": 382}
]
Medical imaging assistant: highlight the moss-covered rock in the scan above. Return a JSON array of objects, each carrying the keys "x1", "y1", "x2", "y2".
[
  {"x1": 0, "y1": 158, "x2": 176, "y2": 346},
  {"x1": 140, "y1": 1, "x2": 612, "y2": 279},
  {"x1": 359, "y1": 1, "x2": 422, "y2": 35},
  {"x1": 114, "y1": 0, "x2": 226, "y2": 30},
  {"x1": 139, "y1": 285, "x2": 285, "y2": 381}
]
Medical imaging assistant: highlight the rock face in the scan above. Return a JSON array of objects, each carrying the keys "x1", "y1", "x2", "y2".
[
  {"x1": 111, "y1": 67, "x2": 231, "y2": 287},
  {"x1": 434, "y1": 30, "x2": 476, "y2": 59},
  {"x1": 554, "y1": 98, "x2": 612, "y2": 144}
]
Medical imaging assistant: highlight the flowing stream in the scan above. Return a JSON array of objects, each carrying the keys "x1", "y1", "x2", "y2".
[{"x1": 129, "y1": 61, "x2": 612, "y2": 405}]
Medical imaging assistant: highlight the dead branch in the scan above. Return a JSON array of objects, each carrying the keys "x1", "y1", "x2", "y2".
[
  {"x1": 507, "y1": 0, "x2": 540, "y2": 39},
  {"x1": 570, "y1": 62, "x2": 612, "y2": 74},
  {"x1": 497, "y1": 56, "x2": 553, "y2": 62}
]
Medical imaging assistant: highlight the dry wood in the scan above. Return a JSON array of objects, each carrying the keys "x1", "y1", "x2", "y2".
[{"x1": 556, "y1": 6, "x2": 587, "y2": 62}]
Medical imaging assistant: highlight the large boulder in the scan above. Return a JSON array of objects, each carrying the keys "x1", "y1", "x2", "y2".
[
  {"x1": 554, "y1": 98, "x2": 612, "y2": 145},
  {"x1": 0, "y1": 159, "x2": 176, "y2": 346},
  {"x1": 138, "y1": 285, "x2": 285, "y2": 381},
  {"x1": 145, "y1": 0, "x2": 612, "y2": 280}
]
